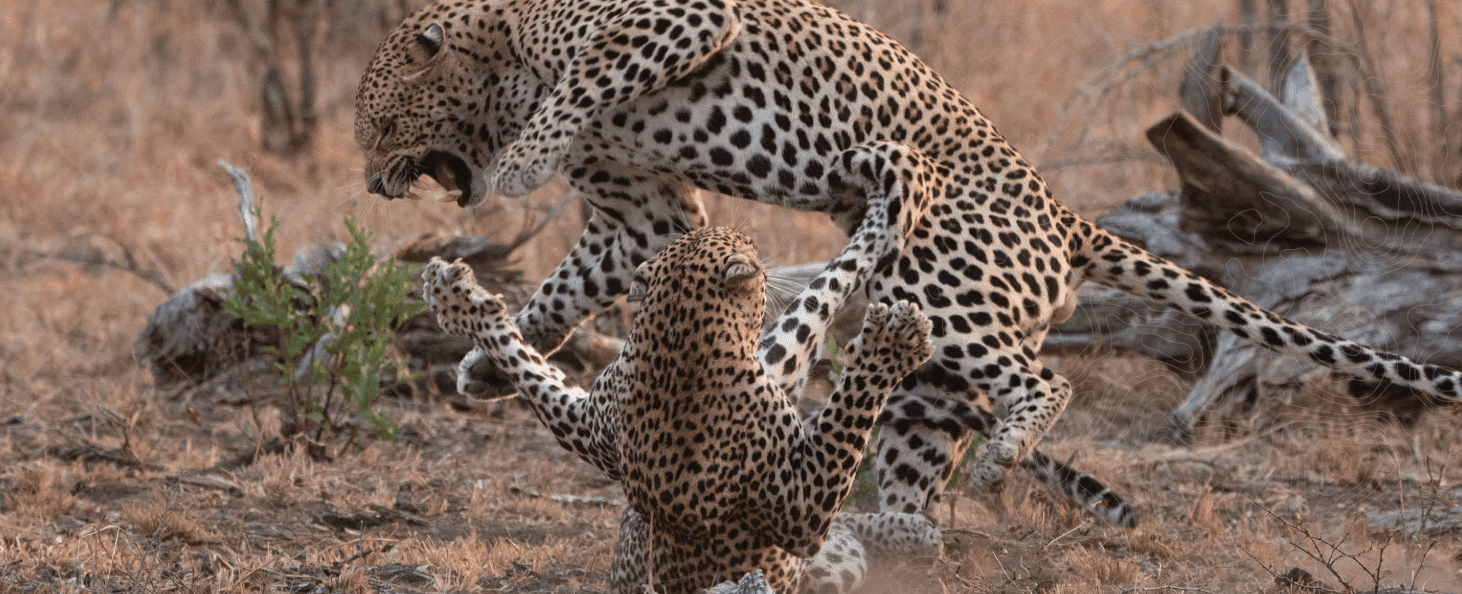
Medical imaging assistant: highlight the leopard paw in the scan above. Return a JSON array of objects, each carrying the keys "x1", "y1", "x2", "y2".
[
  {"x1": 858, "y1": 300, "x2": 933, "y2": 377},
  {"x1": 422, "y1": 257, "x2": 509, "y2": 338},
  {"x1": 968, "y1": 439, "x2": 1020, "y2": 490},
  {"x1": 488, "y1": 140, "x2": 561, "y2": 198}
]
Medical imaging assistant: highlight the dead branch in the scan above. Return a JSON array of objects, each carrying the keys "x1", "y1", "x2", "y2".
[
  {"x1": 218, "y1": 159, "x2": 260, "y2": 243},
  {"x1": 1044, "y1": 21, "x2": 1341, "y2": 160},
  {"x1": 1146, "y1": 110, "x2": 1355, "y2": 244},
  {"x1": 1180, "y1": 22, "x2": 1225, "y2": 133},
  {"x1": 1219, "y1": 63, "x2": 1344, "y2": 166},
  {"x1": 29, "y1": 236, "x2": 175, "y2": 295}
]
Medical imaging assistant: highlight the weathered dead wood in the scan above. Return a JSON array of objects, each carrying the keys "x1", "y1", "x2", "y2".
[
  {"x1": 1219, "y1": 62, "x2": 1343, "y2": 165},
  {"x1": 1147, "y1": 110, "x2": 1351, "y2": 245},
  {"x1": 1179, "y1": 22, "x2": 1225, "y2": 133},
  {"x1": 1052, "y1": 41, "x2": 1462, "y2": 443}
]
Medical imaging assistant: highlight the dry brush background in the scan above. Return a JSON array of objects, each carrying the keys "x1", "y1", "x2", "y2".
[{"x1": 2, "y1": 0, "x2": 1461, "y2": 592}]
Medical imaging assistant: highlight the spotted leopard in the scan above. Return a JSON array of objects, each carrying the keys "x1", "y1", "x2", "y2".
[
  {"x1": 424, "y1": 224, "x2": 935, "y2": 593},
  {"x1": 360, "y1": 0, "x2": 1461, "y2": 540}
]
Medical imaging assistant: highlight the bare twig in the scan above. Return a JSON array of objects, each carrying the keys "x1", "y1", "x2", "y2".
[
  {"x1": 1042, "y1": 521, "x2": 1088, "y2": 549},
  {"x1": 1247, "y1": 496, "x2": 1396, "y2": 592},
  {"x1": 504, "y1": 190, "x2": 579, "y2": 253},
  {"x1": 28, "y1": 236, "x2": 175, "y2": 294},
  {"x1": 1118, "y1": 587, "x2": 1217, "y2": 594},
  {"x1": 218, "y1": 159, "x2": 260, "y2": 244},
  {"x1": 1035, "y1": 144, "x2": 1167, "y2": 172}
]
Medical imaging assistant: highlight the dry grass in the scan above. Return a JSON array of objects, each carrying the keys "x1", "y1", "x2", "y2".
[{"x1": 3, "y1": 0, "x2": 1462, "y2": 592}]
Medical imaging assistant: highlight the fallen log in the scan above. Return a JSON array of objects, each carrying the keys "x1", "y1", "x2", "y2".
[{"x1": 1104, "y1": 40, "x2": 1462, "y2": 442}]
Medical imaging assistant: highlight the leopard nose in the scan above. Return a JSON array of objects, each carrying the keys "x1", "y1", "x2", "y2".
[{"x1": 367, "y1": 175, "x2": 387, "y2": 197}]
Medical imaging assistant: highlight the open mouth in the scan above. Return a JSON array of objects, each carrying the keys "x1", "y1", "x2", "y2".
[{"x1": 420, "y1": 151, "x2": 474, "y2": 207}]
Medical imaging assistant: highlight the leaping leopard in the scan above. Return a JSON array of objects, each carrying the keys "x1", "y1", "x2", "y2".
[{"x1": 358, "y1": 0, "x2": 1461, "y2": 537}]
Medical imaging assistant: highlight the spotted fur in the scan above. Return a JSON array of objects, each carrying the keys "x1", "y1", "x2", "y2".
[
  {"x1": 363, "y1": 0, "x2": 1461, "y2": 550},
  {"x1": 424, "y1": 226, "x2": 933, "y2": 593}
]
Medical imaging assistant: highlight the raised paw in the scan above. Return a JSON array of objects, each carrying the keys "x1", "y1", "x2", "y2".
[
  {"x1": 857, "y1": 300, "x2": 934, "y2": 377},
  {"x1": 968, "y1": 438, "x2": 1020, "y2": 490},
  {"x1": 422, "y1": 257, "x2": 511, "y2": 339},
  {"x1": 487, "y1": 140, "x2": 561, "y2": 198}
]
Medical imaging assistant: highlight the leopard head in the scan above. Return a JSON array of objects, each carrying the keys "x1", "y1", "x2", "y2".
[
  {"x1": 354, "y1": 2, "x2": 540, "y2": 207},
  {"x1": 627, "y1": 228, "x2": 767, "y2": 356}
]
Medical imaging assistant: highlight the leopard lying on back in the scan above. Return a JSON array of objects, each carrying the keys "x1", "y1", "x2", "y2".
[{"x1": 424, "y1": 225, "x2": 939, "y2": 593}]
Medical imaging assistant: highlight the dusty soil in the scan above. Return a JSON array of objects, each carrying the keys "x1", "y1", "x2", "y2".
[{"x1": 2, "y1": 345, "x2": 1459, "y2": 593}]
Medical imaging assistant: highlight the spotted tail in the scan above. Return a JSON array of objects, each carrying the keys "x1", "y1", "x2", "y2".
[{"x1": 1075, "y1": 222, "x2": 1462, "y2": 405}]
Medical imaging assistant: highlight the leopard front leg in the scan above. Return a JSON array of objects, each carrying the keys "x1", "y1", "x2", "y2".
[
  {"x1": 453, "y1": 177, "x2": 704, "y2": 396},
  {"x1": 771, "y1": 301, "x2": 933, "y2": 558},
  {"x1": 422, "y1": 258, "x2": 621, "y2": 478},
  {"x1": 759, "y1": 141, "x2": 945, "y2": 397},
  {"x1": 490, "y1": 0, "x2": 742, "y2": 196},
  {"x1": 608, "y1": 507, "x2": 652, "y2": 594},
  {"x1": 515, "y1": 177, "x2": 706, "y2": 355}
]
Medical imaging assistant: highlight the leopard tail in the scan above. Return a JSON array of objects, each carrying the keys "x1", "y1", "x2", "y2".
[{"x1": 1072, "y1": 220, "x2": 1462, "y2": 406}]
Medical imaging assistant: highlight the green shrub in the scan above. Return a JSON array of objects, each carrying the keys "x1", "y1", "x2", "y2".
[{"x1": 223, "y1": 214, "x2": 423, "y2": 453}]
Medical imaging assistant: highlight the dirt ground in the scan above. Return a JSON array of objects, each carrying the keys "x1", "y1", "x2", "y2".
[{"x1": 2, "y1": 343, "x2": 1459, "y2": 593}]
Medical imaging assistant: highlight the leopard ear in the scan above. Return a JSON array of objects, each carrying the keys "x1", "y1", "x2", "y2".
[
  {"x1": 724, "y1": 254, "x2": 762, "y2": 287},
  {"x1": 403, "y1": 22, "x2": 448, "y2": 80}
]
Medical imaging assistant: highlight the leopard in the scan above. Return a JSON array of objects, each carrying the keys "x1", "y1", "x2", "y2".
[
  {"x1": 358, "y1": 0, "x2": 1461, "y2": 547},
  {"x1": 423, "y1": 224, "x2": 939, "y2": 593}
]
